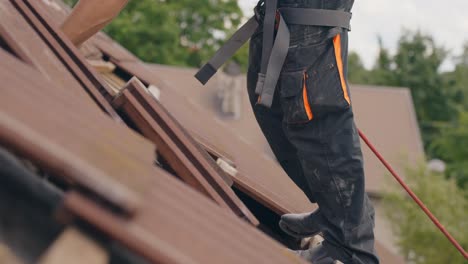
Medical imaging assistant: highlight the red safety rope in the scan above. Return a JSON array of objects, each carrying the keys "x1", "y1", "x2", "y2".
[{"x1": 358, "y1": 129, "x2": 468, "y2": 259}]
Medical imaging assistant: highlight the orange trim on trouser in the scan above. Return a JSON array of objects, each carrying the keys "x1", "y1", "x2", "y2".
[
  {"x1": 303, "y1": 72, "x2": 313, "y2": 120},
  {"x1": 333, "y1": 34, "x2": 351, "y2": 105}
]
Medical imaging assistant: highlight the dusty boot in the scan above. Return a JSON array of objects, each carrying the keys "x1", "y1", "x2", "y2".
[{"x1": 279, "y1": 209, "x2": 322, "y2": 238}]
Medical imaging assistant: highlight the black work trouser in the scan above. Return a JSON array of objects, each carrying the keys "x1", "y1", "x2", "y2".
[{"x1": 247, "y1": 1, "x2": 379, "y2": 263}]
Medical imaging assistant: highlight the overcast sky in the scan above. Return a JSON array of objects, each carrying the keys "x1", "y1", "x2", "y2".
[{"x1": 238, "y1": 0, "x2": 468, "y2": 71}]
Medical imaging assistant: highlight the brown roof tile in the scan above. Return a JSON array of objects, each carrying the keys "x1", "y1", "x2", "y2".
[{"x1": 0, "y1": 47, "x2": 155, "y2": 214}]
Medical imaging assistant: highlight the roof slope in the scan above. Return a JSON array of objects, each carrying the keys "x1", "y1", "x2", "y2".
[
  {"x1": 0, "y1": 1, "x2": 309, "y2": 262},
  {"x1": 19, "y1": 0, "x2": 410, "y2": 262}
]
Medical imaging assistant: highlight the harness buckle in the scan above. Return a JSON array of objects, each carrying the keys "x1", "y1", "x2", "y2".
[{"x1": 254, "y1": 0, "x2": 265, "y2": 23}]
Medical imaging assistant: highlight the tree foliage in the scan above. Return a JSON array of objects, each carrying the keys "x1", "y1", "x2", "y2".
[
  {"x1": 350, "y1": 32, "x2": 457, "y2": 132},
  {"x1": 383, "y1": 164, "x2": 468, "y2": 264},
  {"x1": 348, "y1": 51, "x2": 371, "y2": 84},
  {"x1": 348, "y1": 31, "x2": 468, "y2": 188},
  {"x1": 433, "y1": 44, "x2": 468, "y2": 189},
  {"x1": 352, "y1": 34, "x2": 468, "y2": 261},
  {"x1": 392, "y1": 33, "x2": 455, "y2": 124},
  {"x1": 430, "y1": 112, "x2": 468, "y2": 189},
  {"x1": 444, "y1": 44, "x2": 468, "y2": 110},
  {"x1": 64, "y1": 0, "x2": 243, "y2": 67}
]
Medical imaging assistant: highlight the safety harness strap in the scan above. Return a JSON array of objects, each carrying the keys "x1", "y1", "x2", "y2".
[
  {"x1": 255, "y1": 0, "x2": 277, "y2": 96},
  {"x1": 280, "y1": 8, "x2": 351, "y2": 30},
  {"x1": 257, "y1": 14, "x2": 290, "y2": 106},
  {"x1": 195, "y1": 5, "x2": 352, "y2": 108},
  {"x1": 257, "y1": 8, "x2": 351, "y2": 107},
  {"x1": 195, "y1": 16, "x2": 259, "y2": 85}
]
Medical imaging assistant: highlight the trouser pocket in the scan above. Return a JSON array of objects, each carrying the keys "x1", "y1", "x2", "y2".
[
  {"x1": 278, "y1": 70, "x2": 313, "y2": 124},
  {"x1": 279, "y1": 34, "x2": 351, "y2": 124},
  {"x1": 304, "y1": 35, "x2": 350, "y2": 118}
]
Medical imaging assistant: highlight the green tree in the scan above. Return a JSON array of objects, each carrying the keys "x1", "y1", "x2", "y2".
[
  {"x1": 369, "y1": 37, "x2": 395, "y2": 85},
  {"x1": 347, "y1": 38, "x2": 394, "y2": 85},
  {"x1": 383, "y1": 164, "x2": 468, "y2": 264},
  {"x1": 444, "y1": 43, "x2": 468, "y2": 110},
  {"x1": 392, "y1": 32, "x2": 456, "y2": 126},
  {"x1": 65, "y1": 0, "x2": 243, "y2": 68},
  {"x1": 455, "y1": 42, "x2": 468, "y2": 66},
  {"x1": 430, "y1": 43, "x2": 468, "y2": 188},
  {"x1": 430, "y1": 111, "x2": 468, "y2": 189},
  {"x1": 63, "y1": 0, "x2": 77, "y2": 6},
  {"x1": 348, "y1": 51, "x2": 372, "y2": 84},
  {"x1": 349, "y1": 31, "x2": 459, "y2": 150}
]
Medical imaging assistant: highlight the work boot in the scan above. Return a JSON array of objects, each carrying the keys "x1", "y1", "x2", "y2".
[
  {"x1": 279, "y1": 209, "x2": 322, "y2": 238},
  {"x1": 289, "y1": 244, "x2": 345, "y2": 264}
]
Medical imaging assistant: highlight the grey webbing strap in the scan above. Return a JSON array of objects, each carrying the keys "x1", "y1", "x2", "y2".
[
  {"x1": 195, "y1": 16, "x2": 259, "y2": 85},
  {"x1": 280, "y1": 8, "x2": 352, "y2": 30},
  {"x1": 256, "y1": 14, "x2": 289, "y2": 107},
  {"x1": 255, "y1": 0, "x2": 278, "y2": 95},
  {"x1": 256, "y1": 8, "x2": 351, "y2": 107},
  {"x1": 196, "y1": 5, "x2": 353, "y2": 109}
]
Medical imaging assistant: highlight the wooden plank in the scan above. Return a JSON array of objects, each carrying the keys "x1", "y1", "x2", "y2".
[
  {"x1": 113, "y1": 82, "x2": 229, "y2": 208},
  {"x1": 113, "y1": 78, "x2": 258, "y2": 225},
  {"x1": 12, "y1": 0, "x2": 122, "y2": 121},
  {"x1": 116, "y1": 78, "x2": 235, "y2": 186},
  {"x1": 36, "y1": 0, "x2": 134, "y2": 61},
  {"x1": 100, "y1": 72, "x2": 126, "y2": 95},
  {"x1": 0, "y1": 48, "x2": 159, "y2": 215},
  {"x1": 80, "y1": 40, "x2": 104, "y2": 60},
  {"x1": 193, "y1": 133, "x2": 236, "y2": 167},
  {"x1": 0, "y1": 0, "x2": 100, "y2": 111},
  {"x1": 26, "y1": 0, "x2": 103, "y2": 60},
  {"x1": 38, "y1": 228, "x2": 108, "y2": 264},
  {"x1": 87, "y1": 60, "x2": 116, "y2": 73}
]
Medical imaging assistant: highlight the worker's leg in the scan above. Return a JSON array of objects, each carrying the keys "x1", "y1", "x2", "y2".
[
  {"x1": 275, "y1": 28, "x2": 378, "y2": 263},
  {"x1": 285, "y1": 106, "x2": 378, "y2": 263},
  {"x1": 61, "y1": 0, "x2": 129, "y2": 46},
  {"x1": 247, "y1": 30, "x2": 318, "y2": 205},
  {"x1": 247, "y1": 3, "x2": 379, "y2": 263}
]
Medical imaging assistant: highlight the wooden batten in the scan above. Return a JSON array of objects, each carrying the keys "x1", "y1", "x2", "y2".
[{"x1": 87, "y1": 60, "x2": 116, "y2": 73}]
